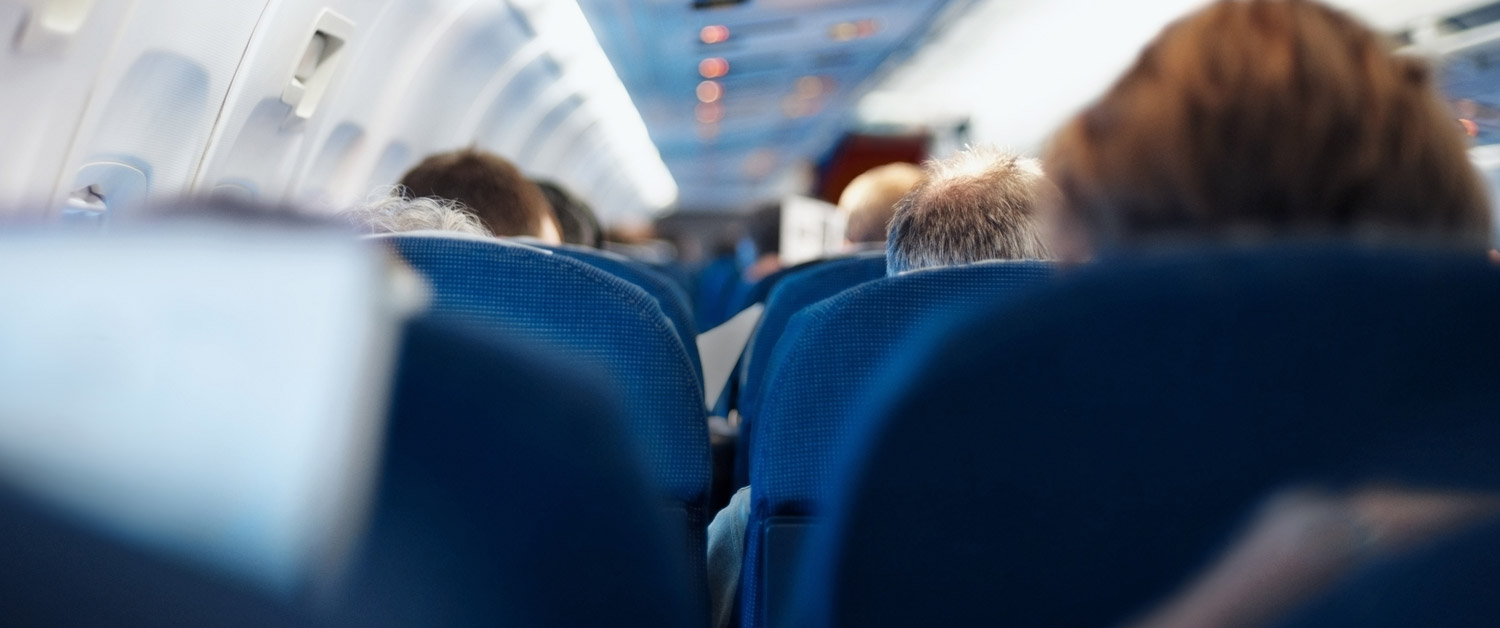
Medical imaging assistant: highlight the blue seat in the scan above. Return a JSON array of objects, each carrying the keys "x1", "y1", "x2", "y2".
[
  {"x1": 338, "y1": 317, "x2": 696, "y2": 628},
  {"x1": 0, "y1": 482, "x2": 316, "y2": 627},
  {"x1": 380, "y1": 235, "x2": 711, "y2": 616},
  {"x1": 542, "y1": 243, "x2": 703, "y2": 381},
  {"x1": 791, "y1": 244, "x2": 1500, "y2": 628},
  {"x1": 0, "y1": 317, "x2": 696, "y2": 628},
  {"x1": 730, "y1": 257, "x2": 833, "y2": 315},
  {"x1": 1271, "y1": 518, "x2": 1500, "y2": 628},
  {"x1": 733, "y1": 252, "x2": 886, "y2": 486},
  {"x1": 741, "y1": 261, "x2": 1053, "y2": 628},
  {"x1": 695, "y1": 257, "x2": 742, "y2": 330}
]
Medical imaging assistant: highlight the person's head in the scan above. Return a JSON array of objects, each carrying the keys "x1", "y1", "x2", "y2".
[
  {"x1": 1045, "y1": 0, "x2": 1491, "y2": 261},
  {"x1": 741, "y1": 201, "x2": 784, "y2": 280},
  {"x1": 533, "y1": 179, "x2": 603, "y2": 248},
  {"x1": 341, "y1": 189, "x2": 492, "y2": 236},
  {"x1": 839, "y1": 162, "x2": 925, "y2": 246},
  {"x1": 885, "y1": 146, "x2": 1054, "y2": 275},
  {"x1": 398, "y1": 149, "x2": 561, "y2": 243}
]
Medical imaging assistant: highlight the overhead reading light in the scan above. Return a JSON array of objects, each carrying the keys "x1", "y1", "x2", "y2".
[
  {"x1": 829, "y1": 19, "x2": 880, "y2": 42},
  {"x1": 699, "y1": 57, "x2": 730, "y2": 79},
  {"x1": 697, "y1": 80, "x2": 723, "y2": 103},
  {"x1": 701, "y1": 25, "x2": 730, "y2": 44}
]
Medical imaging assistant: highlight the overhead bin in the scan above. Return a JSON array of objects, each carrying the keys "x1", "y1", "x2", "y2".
[
  {"x1": 50, "y1": 0, "x2": 271, "y2": 221},
  {"x1": 193, "y1": 0, "x2": 383, "y2": 204},
  {"x1": 0, "y1": 0, "x2": 136, "y2": 215}
]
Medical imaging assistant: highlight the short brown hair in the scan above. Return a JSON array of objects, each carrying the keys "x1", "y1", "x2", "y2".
[
  {"x1": 1046, "y1": 0, "x2": 1491, "y2": 251},
  {"x1": 399, "y1": 149, "x2": 557, "y2": 238},
  {"x1": 840, "y1": 162, "x2": 925, "y2": 244},
  {"x1": 886, "y1": 147, "x2": 1053, "y2": 275}
]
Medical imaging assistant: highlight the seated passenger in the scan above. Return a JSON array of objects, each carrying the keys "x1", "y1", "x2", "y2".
[
  {"x1": 399, "y1": 148, "x2": 563, "y2": 244},
  {"x1": 885, "y1": 146, "x2": 1054, "y2": 275},
  {"x1": 837, "y1": 162, "x2": 923, "y2": 251},
  {"x1": 341, "y1": 189, "x2": 492, "y2": 236},
  {"x1": 742, "y1": 202, "x2": 783, "y2": 282},
  {"x1": 1033, "y1": 1, "x2": 1500, "y2": 623},
  {"x1": 534, "y1": 179, "x2": 603, "y2": 248},
  {"x1": 706, "y1": 148, "x2": 1055, "y2": 627},
  {"x1": 1042, "y1": 0, "x2": 1491, "y2": 263}
]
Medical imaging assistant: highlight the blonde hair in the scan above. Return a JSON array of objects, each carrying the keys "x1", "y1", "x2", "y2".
[
  {"x1": 840, "y1": 162, "x2": 925, "y2": 244},
  {"x1": 1046, "y1": 0, "x2": 1491, "y2": 251}
]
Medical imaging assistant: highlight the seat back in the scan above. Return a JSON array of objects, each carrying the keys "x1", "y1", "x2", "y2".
[
  {"x1": 695, "y1": 257, "x2": 742, "y2": 330},
  {"x1": 380, "y1": 234, "x2": 710, "y2": 614},
  {"x1": 336, "y1": 318, "x2": 696, "y2": 628},
  {"x1": 0, "y1": 318, "x2": 697, "y2": 628},
  {"x1": 734, "y1": 253, "x2": 887, "y2": 485},
  {"x1": 792, "y1": 244, "x2": 1500, "y2": 628},
  {"x1": 542, "y1": 243, "x2": 702, "y2": 381},
  {"x1": 0, "y1": 483, "x2": 316, "y2": 627},
  {"x1": 741, "y1": 261, "x2": 1053, "y2": 628}
]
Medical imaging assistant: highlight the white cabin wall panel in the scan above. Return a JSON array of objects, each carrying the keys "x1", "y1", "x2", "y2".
[
  {"x1": 348, "y1": 3, "x2": 542, "y2": 199},
  {"x1": 53, "y1": 0, "x2": 272, "y2": 219},
  {"x1": 386, "y1": 4, "x2": 531, "y2": 155},
  {"x1": 286, "y1": 0, "x2": 471, "y2": 206},
  {"x1": 193, "y1": 0, "x2": 398, "y2": 204},
  {"x1": 472, "y1": 55, "x2": 561, "y2": 160},
  {"x1": 0, "y1": 0, "x2": 137, "y2": 215}
]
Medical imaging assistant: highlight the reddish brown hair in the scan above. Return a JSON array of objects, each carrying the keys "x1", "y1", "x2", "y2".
[
  {"x1": 1046, "y1": 0, "x2": 1491, "y2": 250},
  {"x1": 399, "y1": 149, "x2": 557, "y2": 238}
]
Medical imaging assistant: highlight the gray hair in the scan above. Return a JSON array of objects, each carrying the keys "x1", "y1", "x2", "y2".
[
  {"x1": 341, "y1": 187, "x2": 492, "y2": 236},
  {"x1": 886, "y1": 147, "x2": 1054, "y2": 275}
]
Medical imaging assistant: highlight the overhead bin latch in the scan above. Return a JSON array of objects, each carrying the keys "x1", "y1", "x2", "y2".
[
  {"x1": 14, "y1": 0, "x2": 96, "y2": 55},
  {"x1": 281, "y1": 9, "x2": 355, "y2": 120}
]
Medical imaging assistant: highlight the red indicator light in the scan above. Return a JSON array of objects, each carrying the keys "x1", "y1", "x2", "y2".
[
  {"x1": 696, "y1": 102, "x2": 724, "y2": 124},
  {"x1": 697, "y1": 81, "x2": 723, "y2": 103},
  {"x1": 699, "y1": 57, "x2": 729, "y2": 79},
  {"x1": 701, "y1": 25, "x2": 730, "y2": 45}
]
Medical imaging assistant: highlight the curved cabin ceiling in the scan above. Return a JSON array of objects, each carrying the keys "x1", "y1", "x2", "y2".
[{"x1": 578, "y1": 0, "x2": 977, "y2": 212}]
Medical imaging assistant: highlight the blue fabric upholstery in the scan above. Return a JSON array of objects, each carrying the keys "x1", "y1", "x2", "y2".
[
  {"x1": 732, "y1": 257, "x2": 835, "y2": 315},
  {"x1": 0, "y1": 482, "x2": 316, "y2": 627},
  {"x1": 734, "y1": 253, "x2": 886, "y2": 487},
  {"x1": 695, "y1": 257, "x2": 742, "y2": 330},
  {"x1": 0, "y1": 318, "x2": 697, "y2": 628},
  {"x1": 740, "y1": 261, "x2": 1054, "y2": 628},
  {"x1": 381, "y1": 235, "x2": 710, "y2": 615},
  {"x1": 792, "y1": 244, "x2": 1500, "y2": 628},
  {"x1": 1272, "y1": 518, "x2": 1500, "y2": 628},
  {"x1": 339, "y1": 317, "x2": 696, "y2": 628},
  {"x1": 542, "y1": 243, "x2": 703, "y2": 381}
]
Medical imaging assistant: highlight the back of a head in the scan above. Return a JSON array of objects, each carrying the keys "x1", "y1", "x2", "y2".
[
  {"x1": 398, "y1": 149, "x2": 559, "y2": 241},
  {"x1": 885, "y1": 146, "x2": 1054, "y2": 275},
  {"x1": 745, "y1": 202, "x2": 782, "y2": 258},
  {"x1": 839, "y1": 162, "x2": 924, "y2": 245},
  {"x1": 534, "y1": 179, "x2": 603, "y2": 248},
  {"x1": 341, "y1": 189, "x2": 492, "y2": 237},
  {"x1": 1046, "y1": 0, "x2": 1492, "y2": 254}
]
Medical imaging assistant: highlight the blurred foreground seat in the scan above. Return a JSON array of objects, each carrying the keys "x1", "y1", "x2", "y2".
[
  {"x1": 1272, "y1": 518, "x2": 1500, "y2": 628},
  {"x1": 0, "y1": 222, "x2": 694, "y2": 627},
  {"x1": 791, "y1": 243, "x2": 1500, "y2": 628}
]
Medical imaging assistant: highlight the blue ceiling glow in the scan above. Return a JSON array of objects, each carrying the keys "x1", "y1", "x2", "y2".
[{"x1": 578, "y1": 0, "x2": 976, "y2": 211}]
